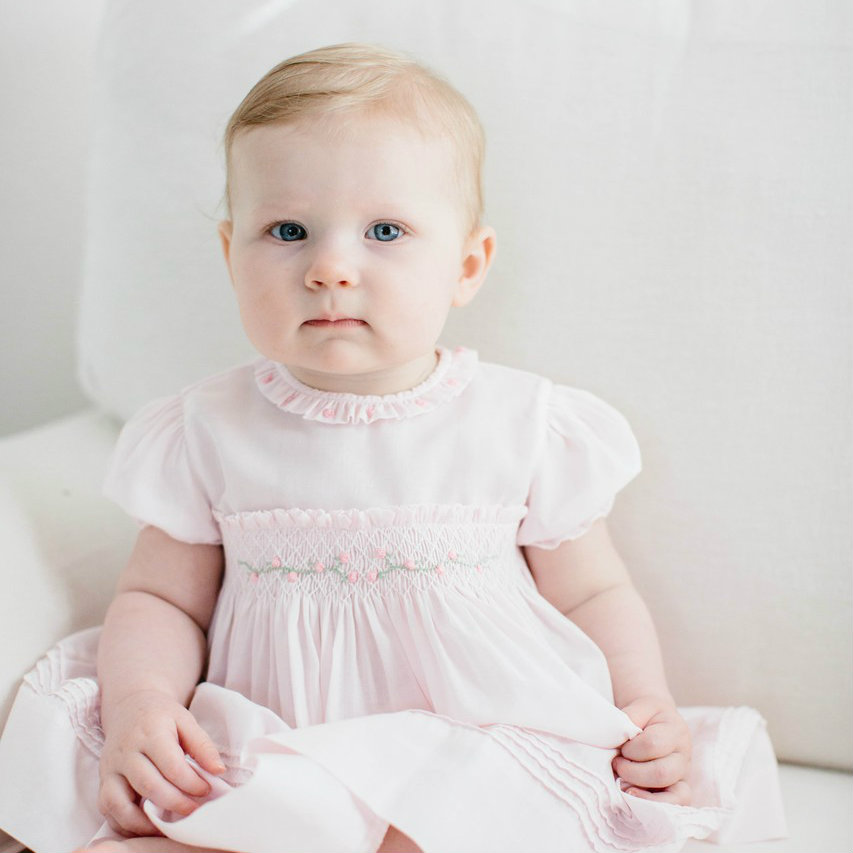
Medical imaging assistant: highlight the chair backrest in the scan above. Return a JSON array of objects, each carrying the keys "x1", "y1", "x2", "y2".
[{"x1": 78, "y1": 0, "x2": 852, "y2": 769}]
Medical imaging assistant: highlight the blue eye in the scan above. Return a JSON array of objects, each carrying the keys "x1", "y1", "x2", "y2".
[
  {"x1": 271, "y1": 222, "x2": 307, "y2": 241},
  {"x1": 368, "y1": 223, "x2": 402, "y2": 242}
]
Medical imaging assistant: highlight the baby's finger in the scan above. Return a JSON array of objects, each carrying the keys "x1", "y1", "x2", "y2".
[
  {"x1": 620, "y1": 722, "x2": 682, "y2": 762},
  {"x1": 614, "y1": 751, "x2": 689, "y2": 791},
  {"x1": 177, "y1": 713, "x2": 226, "y2": 776},
  {"x1": 98, "y1": 773, "x2": 160, "y2": 837},
  {"x1": 125, "y1": 753, "x2": 204, "y2": 817},
  {"x1": 624, "y1": 780, "x2": 692, "y2": 806},
  {"x1": 145, "y1": 736, "x2": 212, "y2": 798}
]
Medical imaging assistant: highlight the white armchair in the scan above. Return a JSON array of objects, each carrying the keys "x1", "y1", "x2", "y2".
[{"x1": 1, "y1": 2, "x2": 850, "y2": 851}]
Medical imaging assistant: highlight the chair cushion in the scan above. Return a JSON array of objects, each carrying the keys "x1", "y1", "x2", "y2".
[
  {"x1": 0, "y1": 410, "x2": 134, "y2": 726},
  {"x1": 683, "y1": 764, "x2": 852, "y2": 853}
]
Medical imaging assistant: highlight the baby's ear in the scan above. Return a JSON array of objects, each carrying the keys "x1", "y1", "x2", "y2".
[
  {"x1": 218, "y1": 220, "x2": 235, "y2": 282},
  {"x1": 453, "y1": 226, "x2": 496, "y2": 307}
]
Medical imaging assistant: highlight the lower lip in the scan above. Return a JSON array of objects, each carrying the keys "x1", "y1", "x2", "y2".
[{"x1": 304, "y1": 319, "x2": 367, "y2": 328}]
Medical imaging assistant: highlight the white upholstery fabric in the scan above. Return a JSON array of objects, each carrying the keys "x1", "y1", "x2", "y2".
[
  {"x1": 0, "y1": 411, "x2": 133, "y2": 727},
  {"x1": 685, "y1": 764, "x2": 852, "y2": 853}
]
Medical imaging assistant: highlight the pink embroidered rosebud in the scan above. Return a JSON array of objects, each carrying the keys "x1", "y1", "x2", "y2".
[
  {"x1": 347, "y1": 571, "x2": 359, "y2": 583},
  {"x1": 447, "y1": 550, "x2": 458, "y2": 561},
  {"x1": 314, "y1": 561, "x2": 325, "y2": 573},
  {"x1": 339, "y1": 553, "x2": 350, "y2": 564},
  {"x1": 475, "y1": 564, "x2": 484, "y2": 573},
  {"x1": 366, "y1": 405, "x2": 376, "y2": 419},
  {"x1": 403, "y1": 559, "x2": 416, "y2": 571},
  {"x1": 322, "y1": 407, "x2": 337, "y2": 419},
  {"x1": 262, "y1": 373, "x2": 275, "y2": 384},
  {"x1": 367, "y1": 570, "x2": 379, "y2": 582},
  {"x1": 287, "y1": 572, "x2": 299, "y2": 583},
  {"x1": 435, "y1": 564, "x2": 445, "y2": 576},
  {"x1": 415, "y1": 398, "x2": 427, "y2": 407},
  {"x1": 271, "y1": 556, "x2": 282, "y2": 568},
  {"x1": 250, "y1": 573, "x2": 260, "y2": 585},
  {"x1": 375, "y1": 548, "x2": 387, "y2": 560}
]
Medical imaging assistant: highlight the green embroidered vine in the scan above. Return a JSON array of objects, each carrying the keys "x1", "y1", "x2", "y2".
[{"x1": 239, "y1": 548, "x2": 492, "y2": 585}]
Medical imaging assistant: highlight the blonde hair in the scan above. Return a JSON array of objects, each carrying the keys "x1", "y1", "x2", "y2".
[{"x1": 224, "y1": 43, "x2": 485, "y2": 232}]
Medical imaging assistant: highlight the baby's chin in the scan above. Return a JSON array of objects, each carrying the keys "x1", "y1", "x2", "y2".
[{"x1": 281, "y1": 345, "x2": 439, "y2": 396}]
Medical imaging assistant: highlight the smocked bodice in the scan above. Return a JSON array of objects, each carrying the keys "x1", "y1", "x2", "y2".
[{"x1": 214, "y1": 504, "x2": 530, "y2": 602}]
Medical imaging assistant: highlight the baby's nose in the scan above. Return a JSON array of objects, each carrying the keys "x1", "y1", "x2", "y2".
[{"x1": 304, "y1": 246, "x2": 359, "y2": 290}]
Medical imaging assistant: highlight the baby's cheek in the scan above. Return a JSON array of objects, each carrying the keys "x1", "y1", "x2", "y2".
[{"x1": 236, "y1": 299, "x2": 291, "y2": 360}]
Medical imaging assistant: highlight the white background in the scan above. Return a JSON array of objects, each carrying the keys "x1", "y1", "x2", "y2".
[{"x1": 0, "y1": 0, "x2": 107, "y2": 435}]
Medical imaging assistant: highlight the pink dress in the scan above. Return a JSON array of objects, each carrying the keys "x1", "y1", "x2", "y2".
[{"x1": 0, "y1": 348, "x2": 785, "y2": 852}]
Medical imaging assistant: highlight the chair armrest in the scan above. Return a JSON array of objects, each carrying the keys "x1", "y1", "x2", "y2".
[{"x1": 0, "y1": 408, "x2": 135, "y2": 727}]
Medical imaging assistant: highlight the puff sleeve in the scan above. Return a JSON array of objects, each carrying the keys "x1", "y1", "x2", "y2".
[
  {"x1": 103, "y1": 394, "x2": 222, "y2": 544},
  {"x1": 516, "y1": 384, "x2": 641, "y2": 549}
]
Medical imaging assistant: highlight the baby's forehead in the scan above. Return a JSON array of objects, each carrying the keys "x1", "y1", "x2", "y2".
[
  {"x1": 231, "y1": 113, "x2": 460, "y2": 184},
  {"x1": 229, "y1": 116, "x2": 466, "y2": 213}
]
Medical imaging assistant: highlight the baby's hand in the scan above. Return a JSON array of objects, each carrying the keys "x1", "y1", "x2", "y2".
[
  {"x1": 613, "y1": 695, "x2": 692, "y2": 805},
  {"x1": 98, "y1": 689, "x2": 225, "y2": 837}
]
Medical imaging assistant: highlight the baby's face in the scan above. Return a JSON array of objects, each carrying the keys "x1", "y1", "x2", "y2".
[{"x1": 220, "y1": 112, "x2": 493, "y2": 394}]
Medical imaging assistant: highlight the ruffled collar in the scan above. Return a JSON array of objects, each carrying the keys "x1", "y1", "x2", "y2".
[{"x1": 254, "y1": 347, "x2": 478, "y2": 424}]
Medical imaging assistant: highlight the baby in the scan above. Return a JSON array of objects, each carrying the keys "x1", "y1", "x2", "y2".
[{"x1": 0, "y1": 43, "x2": 783, "y2": 853}]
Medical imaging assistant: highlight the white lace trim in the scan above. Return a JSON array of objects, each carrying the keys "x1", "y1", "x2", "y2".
[{"x1": 253, "y1": 346, "x2": 478, "y2": 424}]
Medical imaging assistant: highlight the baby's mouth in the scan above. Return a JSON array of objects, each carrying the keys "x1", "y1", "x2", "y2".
[{"x1": 303, "y1": 318, "x2": 367, "y2": 328}]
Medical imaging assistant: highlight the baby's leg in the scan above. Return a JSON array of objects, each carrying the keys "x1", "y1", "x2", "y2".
[
  {"x1": 75, "y1": 838, "x2": 227, "y2": 853},
  {"x1": 376, "y1": 824, "x2": 424, "y2": 853},
  {"x1": 76, "y1": 823, "x2": 422, "y2": 853}
]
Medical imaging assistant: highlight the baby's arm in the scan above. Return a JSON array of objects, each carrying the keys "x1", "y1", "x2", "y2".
[
  {"x1": 97, "y1": 525, "x2": 226, "y2": 837},
  {"x1": 524, "y1": 520, "x2": 692, "y2": 805}
]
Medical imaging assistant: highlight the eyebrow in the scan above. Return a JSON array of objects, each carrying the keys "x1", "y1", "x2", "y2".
[{"x1": 247, "y1": 201, "x2": 425, "y2": 220}]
